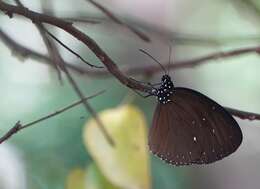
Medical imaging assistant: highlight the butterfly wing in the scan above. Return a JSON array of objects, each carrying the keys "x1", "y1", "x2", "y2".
[{"x1": 149, "y1": 87, "x2": 242, "y2": 165}]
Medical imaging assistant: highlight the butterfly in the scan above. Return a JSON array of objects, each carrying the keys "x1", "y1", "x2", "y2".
[{"x1": 139, "y1": 49, "x2": 243, "y2": 166}]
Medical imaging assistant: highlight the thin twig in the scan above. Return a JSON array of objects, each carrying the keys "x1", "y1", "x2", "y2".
[
  {"x1": 226, "y1": 107, "x2": 260, "y2": 121},
  {"x1": 62, "y1": 65, "x2": 115, "y2": 145},
  {"x1": 2, "y1": 27, "x2": 260, "y2": 78},
  {"x1": 64, "y1": 17, "x2": 101, "y2": 24},
  {"x1": 35, "y1": 19, "x2": 114, "y2": 145},
  {"x1": 0, "y1": 91, "x2": 105, "y2": 144},
  {"x1": 43, "y1": 28, "x2": 103, "y2": 68},
  {"x1": 15, "y1": 0, "x2": 63, "y2": 82},
  {"x1": 37, "y1": 23, "x2": 63, "y2": 81},
  {"x1": 86, "y1": 0, "x2": 150, "y2": 42},
  {"x1": 0, "y1": 28, "x2": 93, "y2": 75}
]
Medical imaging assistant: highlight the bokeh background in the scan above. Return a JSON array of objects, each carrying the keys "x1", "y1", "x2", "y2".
[{"x1": 0, "y1": 0, "x2": 260, "y2": 188}]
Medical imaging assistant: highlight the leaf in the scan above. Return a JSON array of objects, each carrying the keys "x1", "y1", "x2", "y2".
[
  {"x1": 66, "y1": 168, "x2": 86, "y2": 189},
  {"x1": 66, "y1": 164, "x2": 119, "y2": 189},
  {"x1": 83, "y1": 105, "x2": 151, "y2": 189},
  {"x1": 85, "y1": 163, "x2": 120, "y2": 189}
]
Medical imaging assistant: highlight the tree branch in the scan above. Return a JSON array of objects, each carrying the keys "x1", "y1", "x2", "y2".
[
  {"x1": 2, "y1": 27, "x2": 260, "y2": 78},
  {"x1": 0, "y1": 91, "x2": 104, "y2": 144},
  {"x1": 0, "y1": 2, "x2": 259, "y2": 121},
  {"x1": 86, "y1": 0, "x2": 150, "y2": 42},
  {"x1": 0, "y1": 1, "x2": 150, "y2": 92}
]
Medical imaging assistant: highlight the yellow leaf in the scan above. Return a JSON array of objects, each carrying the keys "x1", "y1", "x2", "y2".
[
  {"x1": 85, "y1": 163, "x2": 121, "y2": 189},
  {"x1": 66, "y1": 168, "x2": 86, "y2": 189},
  {"x1": 83, "y1": 105, "x2": 151, "y2": 189}
]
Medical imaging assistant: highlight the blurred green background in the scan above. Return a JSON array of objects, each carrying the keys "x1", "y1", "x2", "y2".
[{"x1": 0, "y1": 0, "x2": 260, "y2": 188}]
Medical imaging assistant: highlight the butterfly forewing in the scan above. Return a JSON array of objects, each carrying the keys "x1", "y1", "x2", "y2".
[{"x1": 149, "y1": 87, "x2": 242, "y2": 165}]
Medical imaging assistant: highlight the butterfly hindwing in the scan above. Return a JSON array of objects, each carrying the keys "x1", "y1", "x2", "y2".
[{"x1": 149, "y1": 87, "x2": 242, "y2": 165}]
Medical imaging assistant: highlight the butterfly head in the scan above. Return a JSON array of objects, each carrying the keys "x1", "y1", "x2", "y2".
[
  {"x1": 161, "y1": 74, "x2": 172, "y2": 83},
  {"x1": 155, "y1": 75, "x2": 174, "y2": 104}
]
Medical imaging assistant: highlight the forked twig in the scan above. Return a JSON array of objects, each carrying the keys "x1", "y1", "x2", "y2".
[{"x1": 0, "y1": 91, "x2": 105, "y2": 144}]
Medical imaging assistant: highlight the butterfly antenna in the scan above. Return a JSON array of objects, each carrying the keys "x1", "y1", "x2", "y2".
[
  {"x1": 139, "y1": 49, "x2": 166, "y2": 74},
  {"x1": 167, "y1": 45, "x2": 172, "y2": 75}
]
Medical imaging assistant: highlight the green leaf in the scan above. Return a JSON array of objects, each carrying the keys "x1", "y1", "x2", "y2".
[{"x1": 83, "y1": 105, "x2": 151, "y2": 189}]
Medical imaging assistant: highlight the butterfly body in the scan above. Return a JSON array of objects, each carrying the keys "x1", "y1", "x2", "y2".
[
  {"x1": 155, "y1": 75, "x2": 174, "y2": 104},
  {"x1": 149, "y1": 74, "x2": 243, "y2": 166}
]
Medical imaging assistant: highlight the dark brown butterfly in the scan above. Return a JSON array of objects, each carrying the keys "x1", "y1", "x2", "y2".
[{"x1": 140, "y1": 49, "x2": 243, "y2": 166}]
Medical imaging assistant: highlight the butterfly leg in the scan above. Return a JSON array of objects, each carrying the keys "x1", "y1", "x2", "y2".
[
  {"x1": 149, "y1": 82, "x2": 161, "y2": 87},
  {"x1": 132, "y1": 89, "x2": 153, "y2": 98},
  {"x1": 130, "y1": 77, "x2": 161, "y2": 89}
]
